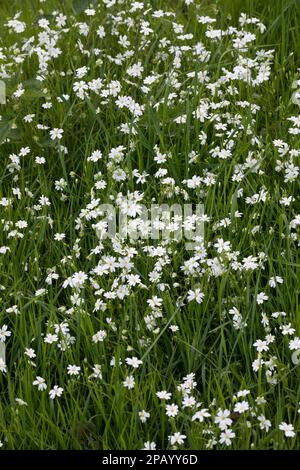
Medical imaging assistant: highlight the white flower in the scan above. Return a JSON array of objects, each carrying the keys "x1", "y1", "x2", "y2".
[
  {"x1": 15, "y1": 398, "x2": 28, "y2": 406},
  {"x1": 39, "y1": 195, "x2": 51, "y2": 207},
  {"x1": 234, "y1": 401, "x2": 249, "y2": 413},
  {"x1": 88, "y1": 150, "x2": 102, "y2": 162},
  {"x1": 289, "y1": 337, "x2": 300, "y2": 351},
  {"x1": 7, "y1": 19, "x2": 26, "y2": 33},
  {"x1": 214, "y1": 238, "x2": 231, "y2": 253},
  {"x1": 125, "y1": 357, "x2": 143, "y2": 369},
  {"x1": 54, "y1": 233, "x2": 65, "y2": 241},
  {"x1": 219, "y1": 429, "x2": 235, "y2": 446},
  {"x1": 68, "y1": 271, "x2": 88, "y2": 289},
  {"x1": 44, "y1": 333, "x2": 58, "y2": 344},
  {"x1": 139, "y1": 410, "x2": 150, "y2": 423},
  {"x1": 256, "y1": 292, "x2": 269, "y2": 304},
  {"x1": 49, "y1": 128, "x2": 64, "y2": 140},
  {"x1": 166, "y1": 403, "x2": 179, "y2": 417},
  {"x1": 96, "y1": 26, "x2": 106, "y2": 38},
  {"x1": 89, "y1": 364, "x2": 102, "y2": 379},
  {"x1": 256, "y1": 396, "x2": 267, "y2": 405},
  {"x1": 169, "y1": 324, "x2": 179, "y2": 332},
  {"x1": 252, "y1": 358, "x2": 264, "y2": 371},
  {"x1": 156, "y1": 391, "x2": 172, "y2": 400},
  {"x1": 257, "y1": 415, "x2": 271, "y2": 432},
  {"x1": 85, "y1": 8, "x2": 95, "y2": 16},
  {"x1": 123, "y1": 375, "x2": 135, "y2": 389},
  {"x1": 92, "y1": 330, "x2": 107, "y2": 343},
  {"x1": 187, "y1": 288, "x2": 205, "y2": 304},
  {"x1": 280, "y1": 323, "x2": 295, "y2": 336},
  {"x1": 279, "y1": 422, "x2": 295, "y2": 438},
  {"x1": 253, "y1": 339, "x2": 269, "y2": 353},
  {"x1": 0, "y1": 325, "x2": 11, "y2": 342},
  {"x1": 67, "y1": 364, "x2": 81, "y2": 376},
  {"x1": 214, "y1": 409, "x2": 232, "y2": 430},
  {"x1": 143, "y1": 441, "x2": 156, "y2": 450},
  {"x1": 127, "y1": 62, "x2": 144, "y2": 78},
  {"x1": 237, "y1": 389, "x2": 250, "y2": 398},
  {"x1": 49, "y1": 385, "x2": 63, "y2": 399},
  {"x1": 182, "y1": 395, "x2": 196, "y2": 408},
  {"x1": 112, "y1": 168, "x2": 127, "y2": 181},
  {"x1": 24, "y1": 348, "x2": 36, "y2": 359},
  {"x1": 192, "y1": 408, "x2": 211, "y2": 422},
  {"x1": 33, "y1": 376, "x2": 47, "y2": 391},
  {"x1": 169, "y1": 432, "x2": 186, "y2": 446},
  {"x1": 269, "y1": 276, "x2": 283, "y2": 287}
]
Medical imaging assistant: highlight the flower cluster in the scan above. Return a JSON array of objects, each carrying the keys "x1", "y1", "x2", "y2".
[{"x1": 0, "y1": 0, "x2": 299, "y2": 450}]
